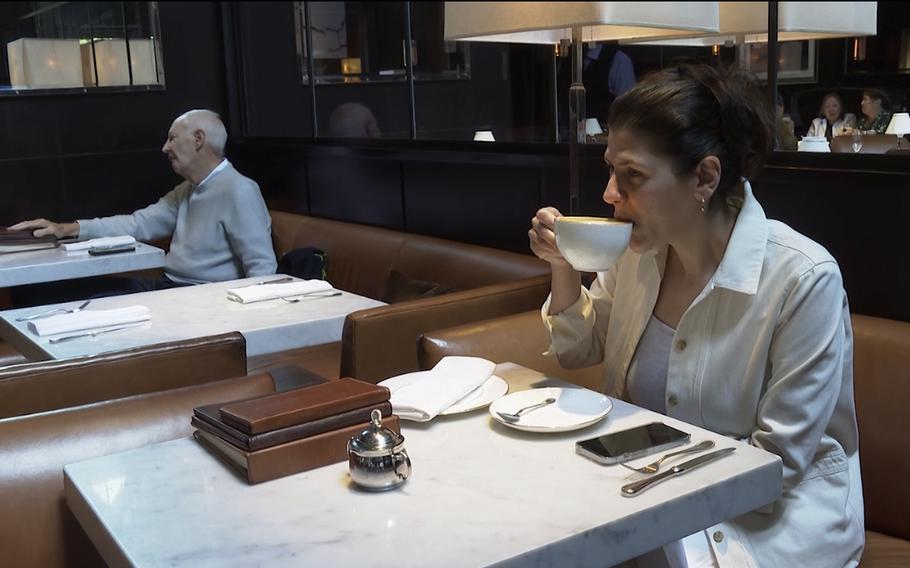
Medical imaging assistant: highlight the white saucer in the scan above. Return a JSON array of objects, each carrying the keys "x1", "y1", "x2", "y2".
[
  {"x1": 380, "y1": 373, "x2": 509, "y2": 415},
  {"x1": 489, "y1": 387, "x2": 612, "y2": 433}
]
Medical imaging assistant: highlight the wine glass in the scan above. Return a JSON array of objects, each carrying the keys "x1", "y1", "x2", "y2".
[{"x1": 851, "y1": 130, "x2": 863, "y2": 153}]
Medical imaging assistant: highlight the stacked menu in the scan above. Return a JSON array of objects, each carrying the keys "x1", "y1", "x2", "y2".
[
  {"x1": 192, "y1": 377, "x2": 395, "y2": 484},
  {"x1": 0, "y1": 227, "x2": 58, "y2": 254}
]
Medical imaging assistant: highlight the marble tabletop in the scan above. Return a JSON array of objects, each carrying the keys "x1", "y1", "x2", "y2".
[
  {"x1": 64, "y1": 363, "x2": 782, "y2": 568},
  {"x1": 0, "y1": 275, "x2": 385, "y2": 361},
  {"x1": 0, "y1": 242, "x2": 165, "y2": 287}
]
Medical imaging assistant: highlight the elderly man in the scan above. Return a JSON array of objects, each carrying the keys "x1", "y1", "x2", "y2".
[{"x1": 12, "y1": 109, "x2": 276, "y2": 295}]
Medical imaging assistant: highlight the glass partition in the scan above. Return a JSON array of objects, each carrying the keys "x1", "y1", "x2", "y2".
[{"x1": 0, "y1": 1, "x2": 164, "y2": 94}]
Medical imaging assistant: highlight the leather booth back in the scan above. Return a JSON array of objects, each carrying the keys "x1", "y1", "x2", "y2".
[
  {"x1": 852, "y1": 313, "x2": 910, "y2": 541},
  {"x1": 271, "y1": 211, "x2": 405, "y2": 300},
  {"x1": 0, "y1": 372, "x2": 275, "y2": 568},
  {"x1": 0, "y1": 332, "x2": 247, "y2": 419},
  {"x1": 270, "y1": 211, "x2": 548, "y2": 300},
  {"x1": 830, "y1": 133, "x2": 898, "y2": 154},
  {"x1": 418, "y1": 310, "x2": 605, "y2": 391}
]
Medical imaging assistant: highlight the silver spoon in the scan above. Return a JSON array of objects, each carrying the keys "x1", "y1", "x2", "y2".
[
  {"x1": 497, "y1": 397, "x2": 557, "y2": 422},
  {"x1": 620, "y1": 440, "x2": 716, "y2": 474},
  {"x1": 16, "y1": 299, "x2": 91, "y2": 321}
]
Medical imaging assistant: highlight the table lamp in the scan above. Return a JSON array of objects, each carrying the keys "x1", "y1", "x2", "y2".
[
  {"x1": 885, "y1": 112, "x2": 910, "y2": 150},
  {"x1": 444, "y1": 2, "x2": 720, "y2": 214},
  {"x1": 622, "y1": 2, "x2": 877, "y2": 45}
]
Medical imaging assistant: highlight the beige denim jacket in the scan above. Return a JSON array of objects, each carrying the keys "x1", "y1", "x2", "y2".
[{"x1": 543, "y1": 182, "x2": 864, "y2": 567}]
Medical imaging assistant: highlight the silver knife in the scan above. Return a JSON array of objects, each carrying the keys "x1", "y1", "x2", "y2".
[
  {"x1": 620, "y1": 447, "x2": 736, "y2": 497},
  {"x1": 241, "y1": 276, "x2": 295, "y2": 287},
  {"x1": 48, "y1": 323, "x2": 147, "y2": 344}
]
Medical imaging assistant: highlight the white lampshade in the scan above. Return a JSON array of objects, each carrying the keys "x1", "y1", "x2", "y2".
[
  {"x1": 7, "y1": 38, "x2": 84, "y2": 88},
  {"x1": 444, "y1": 2, "x2": 720, "y2": 44},
  {"x1": 885, "y1": 113, "x2": 910, "y2": 136},
  {"x1": 82, "y1": 39, "x2": 158, "y2": 86},
  {"x1": 624, "y1": 1, "x2": 877, "y2": 46}
]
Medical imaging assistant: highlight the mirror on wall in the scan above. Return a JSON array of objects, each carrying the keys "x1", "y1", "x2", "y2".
[{"x1": 0, "y1": 1, "x2": 164, "y2": 95}]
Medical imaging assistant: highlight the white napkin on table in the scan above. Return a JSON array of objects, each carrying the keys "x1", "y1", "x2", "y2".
[
  {"x1": 62, "y1": 235, "x2": 136, "y2": 252},
  {"x1": 226, "y1": 279, "x2": 334, "y2": 304},
  {"x1": 28, "y1": 305, "x2": 151, "y2": 336},
  {"x1": 380, "y1": 356, "x2": 496, "y2": 422}
]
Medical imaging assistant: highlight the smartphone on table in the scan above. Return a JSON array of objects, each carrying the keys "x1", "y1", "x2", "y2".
[
  {"x1": 88, "y1": 244, "x2": 137, "y2": 256},
  {"x1": 576, "y1": 422, "x2": 690, "y2": 465}
]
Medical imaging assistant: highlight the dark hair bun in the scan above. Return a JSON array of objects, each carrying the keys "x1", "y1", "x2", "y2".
[{"x1": 608, "y1": 63, "x2": 774, "y2": 198}]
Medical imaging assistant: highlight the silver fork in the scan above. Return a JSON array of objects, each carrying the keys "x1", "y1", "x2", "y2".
[
  {"x1": 16, "y1": 299, "x2": 92, "y2": 322},
  {"x1": 620, "y1": 440, "x2": 715, "y2": 474}
]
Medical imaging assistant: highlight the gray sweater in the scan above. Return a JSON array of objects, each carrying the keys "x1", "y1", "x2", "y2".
[{"x1": 78, "y1": 161, "x2": 277, "y2": 284}]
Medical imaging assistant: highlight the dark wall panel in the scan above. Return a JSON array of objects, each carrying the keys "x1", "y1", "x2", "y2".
[
  {"x1": 307, "y1": 155, "x2": 403, "y2": 229},
  {"x1": 60, "y1": 152, "x2": 181, "y2": 220},
  {"x1": 403, "y1": 162, "x2": 539, "y2": 253},
  {"x1": 754, "y1": 167, "x2": 910, "y2": 321},
  {"x1": 231, "y1": 144, "x2": 310, "y2": 214},
  {"x1": 0, "y1": 159, "x2": 65, "y2": 225}
]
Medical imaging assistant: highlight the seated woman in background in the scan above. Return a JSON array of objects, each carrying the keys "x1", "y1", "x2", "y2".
[
  {"x1": 855, "y1": 89, "x2": 892, "y2": 134},
  {"x1": 805, "y1": 92, "x2": 855, "y2": 139},
  {"x1": 529, "y1": 64, "x2": 863, "y2": 568}
]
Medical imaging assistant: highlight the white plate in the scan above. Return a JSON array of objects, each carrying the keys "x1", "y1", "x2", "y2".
[
  {"x1": 489, "y1": 387, "x2": 612, "y2": 433},
  {"x1": 380, "y1": 374, "x2": 509, "y2": 415}
]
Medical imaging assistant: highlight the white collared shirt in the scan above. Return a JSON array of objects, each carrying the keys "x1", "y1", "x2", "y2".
[
  {"x1": 195, "y1": 158, "x2": 229, "y2": 190},
  {"x1": 542, "y1": 181, "x2": 864, "y2": 567}
]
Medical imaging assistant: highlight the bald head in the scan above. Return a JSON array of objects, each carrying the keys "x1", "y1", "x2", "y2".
[{"x1": 173, "y1": 109, "x2": 227, "y2": 157}]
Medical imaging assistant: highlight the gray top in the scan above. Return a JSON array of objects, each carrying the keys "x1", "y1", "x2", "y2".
[
  {"x1": 78, "y1": 160, "x2": 277, "y2": 283},
  {"x1": 626, "y1": 314, "x2": 675, "y2": 414}
]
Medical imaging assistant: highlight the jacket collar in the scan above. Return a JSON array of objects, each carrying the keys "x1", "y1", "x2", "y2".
[{"x1": 710, "y1": 180, "x2": 767, "y2": 295}]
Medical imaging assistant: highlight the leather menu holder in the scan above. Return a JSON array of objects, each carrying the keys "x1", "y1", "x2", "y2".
[
  {"x1": 219, "y1": 377, "x2": 391, "y2": 434},
  {"x1": 194, "y1": 415, "x2": 402, "y2": 484},
  {"x1": 193, "y1": 401, "x2": 392, "y2": 451}
]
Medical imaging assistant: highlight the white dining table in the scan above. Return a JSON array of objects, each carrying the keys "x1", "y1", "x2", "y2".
[
  {"x1": 0, "y1": 275, "x2": 385, "y2": 361},
  {"x1": 0, "y1": 242, "x2": 165, "y2": 287},
  {"x1": 64, "y1": 362, "x2": 782, "y2": 568}
]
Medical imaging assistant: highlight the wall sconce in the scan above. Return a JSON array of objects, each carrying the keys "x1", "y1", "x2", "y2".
[{"x1": 7, "y1": 38, "x2": 84, "y2": 88}]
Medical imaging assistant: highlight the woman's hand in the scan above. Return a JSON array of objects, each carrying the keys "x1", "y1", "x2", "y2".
[{"x1": 528, "y1": 207, "x2": 571, "y2": 269}]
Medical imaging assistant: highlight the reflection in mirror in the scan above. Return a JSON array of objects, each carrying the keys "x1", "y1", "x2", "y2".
[{"x1": 0, "y1": 1, "x2": 164, "y2": 94}]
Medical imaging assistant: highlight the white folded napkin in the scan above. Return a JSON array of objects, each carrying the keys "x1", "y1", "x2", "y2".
[
  {"x1": 380, "y1": 356, "x2": 496, "y2": 422},
  {"x1": 226, "y1": 279, "x2": 334, "y2": 304},
  {"x1": 28, "y1": 305, "x2": 151, "y2": 336},
  {"x1": 62, "y1": 235, "x2": 136, "y2": 252}
]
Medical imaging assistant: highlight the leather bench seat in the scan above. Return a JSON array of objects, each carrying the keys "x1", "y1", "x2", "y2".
[
  {"x1": 267, "y1": 210, "x2": 551, "y2": 382},
  {"x1": 0, "y1": 332, "x2": 247, "y2": 419},
  {"x1": 0, "y1": 372, "x2": 276, "y2": 567}
]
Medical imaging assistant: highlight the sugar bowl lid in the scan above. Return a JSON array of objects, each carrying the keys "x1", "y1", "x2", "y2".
[{"x1": 349, "y1": 409, "x2": 404, "y2": 456}]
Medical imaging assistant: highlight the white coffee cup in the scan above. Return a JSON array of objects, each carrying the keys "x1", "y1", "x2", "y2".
[
  {"x1": 555, "y1": 216, "x2": 632, "y2": 272},
  {"x1": 473, "y1": 130, "x2": 495, "y2": 142}
]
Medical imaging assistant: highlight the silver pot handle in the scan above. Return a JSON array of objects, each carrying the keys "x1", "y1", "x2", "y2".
[{"x1": 392, "y1": 450, "x2": 411, "y2": 481}]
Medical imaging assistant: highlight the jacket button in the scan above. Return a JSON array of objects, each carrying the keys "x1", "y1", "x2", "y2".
[
  {"x1": 713, "y1": 531, "x2": 724, "y2": 543},
  {"x1": 667, "y1": 395, "x2": 679, "y2": 407},
  {"x1": 675, "y1": 339, "x2": 687, "y2": 352}
]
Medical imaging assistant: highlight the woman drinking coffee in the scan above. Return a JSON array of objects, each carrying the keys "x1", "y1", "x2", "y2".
[{"x1": 528, "y1": 63, "x2": 862, "y2": 568}]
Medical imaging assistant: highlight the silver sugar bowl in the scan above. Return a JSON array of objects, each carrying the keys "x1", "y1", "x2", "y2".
[{"x1": 347, "y1": 409, "x2": 411, "y2": 491}]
